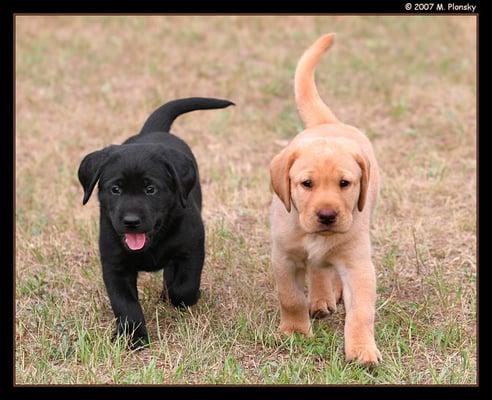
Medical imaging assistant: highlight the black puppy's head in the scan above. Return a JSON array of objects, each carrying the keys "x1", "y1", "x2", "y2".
[{"x1": 78, "y1": 144, "x2": 196, "y2": 252}]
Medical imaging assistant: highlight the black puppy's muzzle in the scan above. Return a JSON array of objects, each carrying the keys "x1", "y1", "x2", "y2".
[
  {"x1": 123, "y1": 213, "x2": 142, "y2": 230},
  {"x1": 114, "y1": 213, "x2": 165, "y2": 252}
]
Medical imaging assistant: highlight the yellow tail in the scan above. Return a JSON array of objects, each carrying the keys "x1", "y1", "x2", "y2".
[{"x1": 294, "y1": 33, "x2": 340, "y2": 128}]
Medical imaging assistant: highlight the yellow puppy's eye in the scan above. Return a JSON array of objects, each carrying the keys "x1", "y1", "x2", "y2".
[
  {"x1": 301, "y1": 180, "x2": 313, "y2": 188},
  {"x1": 340, "y1": 180, "x2": 350, "y2": 188}
]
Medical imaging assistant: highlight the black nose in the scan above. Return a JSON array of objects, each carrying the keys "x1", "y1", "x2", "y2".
[
  {"x1": 317, "y1": 209, "x2": 337, "y2": 225},
  {"x1": 123, "y1": 214, "x2": 141, "y2": 229}
]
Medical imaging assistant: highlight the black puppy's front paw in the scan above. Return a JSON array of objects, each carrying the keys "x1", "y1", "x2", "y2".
[
  {"x1": 112, "y1": 323, "x2": 150, "y2": 350},
  {"x1": 128, "y1": 334, "x2": 150, "y2": 351},
  {"x1": 169, "y1": 287, "x2": 201, "y2": 309}
]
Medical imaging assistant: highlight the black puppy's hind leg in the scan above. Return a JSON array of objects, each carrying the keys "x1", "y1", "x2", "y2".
[{"x1": 102, "y1": 265, "x2": 150, "y2": 349}]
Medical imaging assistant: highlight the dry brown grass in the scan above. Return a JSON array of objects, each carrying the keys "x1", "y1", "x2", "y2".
[{"x1": 16, "y1": 15, "x2": 476, "y2": 384}]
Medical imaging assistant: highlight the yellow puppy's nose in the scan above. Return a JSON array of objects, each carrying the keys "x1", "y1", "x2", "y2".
[{"x1": 317, "y1": 209, "x2": 337, "y2": 225}]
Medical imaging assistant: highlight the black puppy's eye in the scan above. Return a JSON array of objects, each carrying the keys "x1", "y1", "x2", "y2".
[
  {"x1": 340, "y1": 180, "x2": 350, "y2": 188},
  {"x1": 111, "y1": 185, "x2": 122, "y2": 195},
  {"x1": 145, "y1": 185, "x2": 157, "y2": 195},
  {"x1": 301, "y1": 180, "x2": 313, "y2": 188}
]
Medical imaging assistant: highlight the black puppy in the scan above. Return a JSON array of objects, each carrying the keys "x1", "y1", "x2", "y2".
[{"x1": 78, "y1": 97, "x2": 234, "y2": 348}]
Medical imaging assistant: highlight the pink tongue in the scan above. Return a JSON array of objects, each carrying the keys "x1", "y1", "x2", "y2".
[{"x1": 125, "y1": 233, "x2": 146, "y2": 250}]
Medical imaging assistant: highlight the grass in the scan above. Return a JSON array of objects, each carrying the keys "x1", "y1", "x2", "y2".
[{"x1": 15, "y1": 15, "x2": 476, "y2": 384}]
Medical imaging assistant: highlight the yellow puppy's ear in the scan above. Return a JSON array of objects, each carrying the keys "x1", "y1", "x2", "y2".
[
  {"x1": 270, "y1": 147, "x2": 298, "y2": 212},
  {"x1": 354, "y1": 153, "x2": 370, "y2": 212}
]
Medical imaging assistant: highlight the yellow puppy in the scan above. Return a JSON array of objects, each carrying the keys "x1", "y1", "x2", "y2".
[{"x1": 269, "y1": 34, "x2": 382, "y2": 366}]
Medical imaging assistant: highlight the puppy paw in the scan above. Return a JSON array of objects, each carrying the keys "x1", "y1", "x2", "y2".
[
  {"x1": 345, "y1": 343, "x2": 382, "y2": 367},
  {"x1": 128, "y1": 334, "x2": 150, "y2": 351},
  {"x1": 113, "y1": 324, "x2": 150, "y2": 350},
  {"x1": 279, "y1": 320, "x2": 312, "y2": 337},
  {"x1": 169, "y1": 288, "x2": 201, "y2": 308},
  {"x1": 309, "y1": 299, "x2": 337, "y2": 319}
]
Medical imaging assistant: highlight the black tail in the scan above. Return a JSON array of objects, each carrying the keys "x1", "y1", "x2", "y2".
[{"x1": 139, "y1": 97, "x2": 235, "y2": 135}]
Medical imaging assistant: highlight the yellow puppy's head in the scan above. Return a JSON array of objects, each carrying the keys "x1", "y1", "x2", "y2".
[{"x1": 270, "y1": 137, "x2": 370, "y2": 234}]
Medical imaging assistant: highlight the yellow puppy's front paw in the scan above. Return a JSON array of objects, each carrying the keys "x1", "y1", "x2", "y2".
[
  {"x1": 309, "y1": 299, "x2": 337, "y2": 319},
  {"x1": 345, "y1": 343, "x2": 382, "y2": 367},
  {"x1": 278, "y1": 320, "x2": 312, "y2": 337}
]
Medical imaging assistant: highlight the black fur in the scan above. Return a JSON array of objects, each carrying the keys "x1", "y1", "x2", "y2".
[{"x1": 78, "y1": 97, "x2": 234, "y2": 349}]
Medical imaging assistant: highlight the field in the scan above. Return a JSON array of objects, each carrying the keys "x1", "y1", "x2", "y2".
[{"x1": 15, "y1": 15, "x2": 477, "y2": 384}]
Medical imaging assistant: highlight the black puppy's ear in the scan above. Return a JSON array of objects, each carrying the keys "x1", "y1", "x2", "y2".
[
  {"x1": 160, "y1": 149, "x2": 197, "y2": 208},
  {"x1": 78, "y1": 146, "x2": 116, "y2": 205}
]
